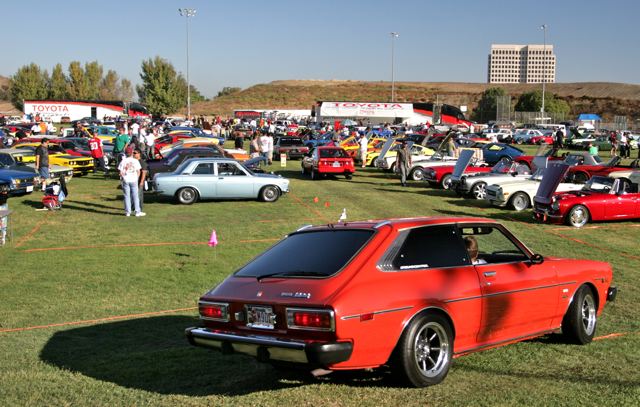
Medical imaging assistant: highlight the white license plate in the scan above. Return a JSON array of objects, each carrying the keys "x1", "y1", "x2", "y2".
[
  {"x1": 26, "y1": 186, "x2": 33, "y2": 192},
  {"x1": 333, "y1": 162, "x2": 340, "y2": 167},
  {"x1": 246, "y1": 305, "x2": 274, "y2": 329}
]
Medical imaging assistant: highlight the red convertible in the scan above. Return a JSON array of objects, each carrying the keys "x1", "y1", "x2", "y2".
[
  {"x1": 185, "y1": 217, "x2": 616, "y2": 387},
  {"x1": 534, "y1": 163, "x2": 640, "y2": 227},
  {"x1": 423, "y1": 161, "x2": 492, "y2": 189},
  {"x1": 567, "y1": 156, "x2": 640, "y2": 183}
]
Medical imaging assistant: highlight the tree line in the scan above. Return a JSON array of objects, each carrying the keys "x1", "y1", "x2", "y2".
[
  {"x1": 6, "y1": 56, "x2": 209, "y2": 116},
  {"x1": 471, "y1": 87, "x2": 571, "y2": 122}
]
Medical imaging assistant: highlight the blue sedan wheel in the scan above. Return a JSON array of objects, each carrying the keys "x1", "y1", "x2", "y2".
[
  {"x1": 259, "y1": 185, "x2": 280, "y2": 202},
  {"x1": 178, "y1": 187, "x2": 198, "y2": 205}
]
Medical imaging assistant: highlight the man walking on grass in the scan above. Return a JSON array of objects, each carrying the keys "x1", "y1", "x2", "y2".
[{"x1": 395, "y1": 140, "x2": 412, "y2": 187}]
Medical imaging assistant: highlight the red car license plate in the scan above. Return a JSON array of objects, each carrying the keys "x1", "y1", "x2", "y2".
[
  {"x1": 246, "y1": 305, "x2": 274, "y2": 329},
  {"x1": 333, "y1": 162, "x2": 340, "y2": 167}
]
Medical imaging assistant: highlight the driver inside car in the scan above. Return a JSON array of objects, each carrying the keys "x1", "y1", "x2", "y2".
[{"x1": 464, "y1": 236, "x2": 487, "y2": 265}]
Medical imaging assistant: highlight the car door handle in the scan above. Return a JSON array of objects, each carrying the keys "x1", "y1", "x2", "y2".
[
  {"x1": 218, "y1": 177, "x2": 224, "y2": 180},
  {"x1": 483, "y1": 271, "x2": 497, "y2": 277}
]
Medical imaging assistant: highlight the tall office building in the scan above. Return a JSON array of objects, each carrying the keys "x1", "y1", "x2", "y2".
[{"x1": 487, "y1": 44, "x2": 556, "y2": 84}]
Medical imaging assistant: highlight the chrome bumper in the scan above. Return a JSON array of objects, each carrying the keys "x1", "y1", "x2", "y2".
[{"x1": 185, "y1": 327, "x2": 353, "y2": 365}]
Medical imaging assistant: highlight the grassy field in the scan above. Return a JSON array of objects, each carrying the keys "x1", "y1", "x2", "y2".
[{"x1": 1, "y1": 144, "x2": 639, "y2": 406}]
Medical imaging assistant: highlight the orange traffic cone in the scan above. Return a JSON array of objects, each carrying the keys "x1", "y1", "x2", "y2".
[{"x1": 325, "y1": 202, "x2": 329, "y2": 207}]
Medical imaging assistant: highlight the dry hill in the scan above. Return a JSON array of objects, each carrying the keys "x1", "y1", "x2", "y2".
[{"x1": 185, "y1": 80, "x2": 640, "y2": 121}]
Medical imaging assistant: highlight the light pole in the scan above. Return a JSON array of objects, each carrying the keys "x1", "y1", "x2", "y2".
[
  {"x1": 179, "y1": 8, "x2": 196, "y2": 121},
  {"x1": 541, "y1": 24, "x2": 547, "y2": 114},
  {"x1": 391, "y1": 32, "x2": 398, "y2": 102}
]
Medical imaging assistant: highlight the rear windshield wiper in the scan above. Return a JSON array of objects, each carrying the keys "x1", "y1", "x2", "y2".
[{"x1": 256, "y1": 269, "x2": 324, "y2": 282}]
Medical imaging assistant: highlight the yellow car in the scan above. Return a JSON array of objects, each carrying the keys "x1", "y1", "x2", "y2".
[
  {"x1": 11, "y1": 143, "x2": 94, "y2": 175},
  {"x1": 341, "y1": 137, "x2": 389, "y2": 157},
  {"x1": 157, "y1": 138, "x2": 220, "y2": 157},
  {"x1": 365, "y1": 141, "x2": 435, "y2": 167}
]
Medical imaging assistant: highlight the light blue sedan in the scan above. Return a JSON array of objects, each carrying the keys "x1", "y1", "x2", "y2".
[{"x1": 152, "y1": 157, "x2": 290, "y2": 204}]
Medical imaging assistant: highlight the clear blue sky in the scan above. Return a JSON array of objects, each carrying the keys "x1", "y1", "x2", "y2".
[{"x1": 1, "y1": 0, "x2": 638, "y2": 100}]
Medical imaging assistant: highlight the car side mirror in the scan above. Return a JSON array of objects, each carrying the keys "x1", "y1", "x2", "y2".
[{"x1": 530, "y1": 254, "x2": 544, "y2": 265}]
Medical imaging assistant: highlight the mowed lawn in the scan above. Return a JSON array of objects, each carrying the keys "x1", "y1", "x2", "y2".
[{"x1": 1, "y1": 147, "x2": 640, "y2": 406}]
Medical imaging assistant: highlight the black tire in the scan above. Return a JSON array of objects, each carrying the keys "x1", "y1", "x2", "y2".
[
  {"x1": 391, "y1": 312, "x2": 453, "y2": 388},
  {"x1": 573, "y1": 172, "x2": 590, "y2": 183},
  {"x1": 345, "y1": 174, "x2": 353, "y2": 180},
  {"x1": 566, "y1": 205, "x2": 590, "y2": 228},
  {"x1": 259, "y1": 185, "x2": 280, "y2": 202},
  {"x1": 177, "y1": 187, "x2": 198, "y2": 205},
  {"x1": 470, "y1": 182, "x2": 487, "y2": 200},
  {"x1": 410, "y1": 167, "x2": 425, "y2": 181},
  {"x1": 499, "y1": 155, "x2": 513, "y2": 163},
  {"x1": 370, "y1": 156, "x2": 378, "y2": 167},
  {"x1": 562, "y1": 285, "x2": 597, "y2": 344},
  {"x1": 441, "y1": 174, "x2": 452, "y2": 190},
  {"x1": 516, "y1": 138, "x2": 524, "y2": 145},
  {"x1": 509, "y1": 192, "x2": 530, "y2": 211}
]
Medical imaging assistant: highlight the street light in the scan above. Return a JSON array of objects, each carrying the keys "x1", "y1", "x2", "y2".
[
  {"x1": 541, "y1": 24, "x2": 547, "y2": 114},
  {"x1": 179, "y1": 8, "x2": 196, "y2": 121},
  {"x1": 391, "y1": 32, "x2": 398, "y2": 103}
]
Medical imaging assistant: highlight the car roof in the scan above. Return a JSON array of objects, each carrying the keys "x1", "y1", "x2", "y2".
[
  {"x1": 300, "y1": 216, "x2": 501, "y2": 231},
  {"x1": 0, "y1": 148, "x2": 33, "y2": 153},
  {"x1": 182, "y1": 157, "x2": 236, "y2": 163}
]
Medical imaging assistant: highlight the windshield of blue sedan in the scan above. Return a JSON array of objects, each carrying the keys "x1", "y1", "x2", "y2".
[{"x1": 235, "y1": 230, "x2": 375, "y2": 278}]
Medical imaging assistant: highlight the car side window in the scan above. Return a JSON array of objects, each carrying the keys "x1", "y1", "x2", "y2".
[
  {"x1": 217, "y1": 163, "x2": 237, "y2": 176},
  {"x1": 460, "y1": 226, "x2": 528, "y2": 264},
  {"x1": 0, "y1": 154, "x2": 13, "y2": 166},
  {"x1": 192, "y1": 163, "x2": 214, "y2": 175},
  {"x1": 393, "y1": 225, "x2": 468, "y2": 270}
]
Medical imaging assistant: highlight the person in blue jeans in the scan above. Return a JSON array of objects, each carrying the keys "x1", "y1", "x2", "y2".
[{"x1": 118, "y1": 148, "x2": 146, "y2": 217}]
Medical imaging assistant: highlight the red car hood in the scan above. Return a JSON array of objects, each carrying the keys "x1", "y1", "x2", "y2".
[{"x1": 534, "y1": 163, "x2": 571, "y2": 205}]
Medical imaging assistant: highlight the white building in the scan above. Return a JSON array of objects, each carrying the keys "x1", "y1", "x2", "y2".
[{"x1": 487, "y1": 44, "x2": 556, "y2": 84}]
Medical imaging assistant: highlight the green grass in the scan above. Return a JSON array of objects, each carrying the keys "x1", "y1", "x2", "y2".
[{"x1": 1, "y1": 146, "x2": 640, "y2": 406}]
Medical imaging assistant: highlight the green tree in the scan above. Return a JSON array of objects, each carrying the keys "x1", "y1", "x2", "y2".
[
  {"x1": 137, "y1": 56, "x2": 185, "y2": 116},
  {"x1": 471, "y1": 87, "x2": 505, "y2": 122},
  {"x1": 84, "y1": 61, "x2": 103, "y2": 99},
  {"x1": 9, "y1": 63, "x2": 49, "y2": 111},
  {"x1": 66, "y1": 61, "x2": 90, "y2": 99},
  {"x1": 0, "y1": 84, "x2": 10, "y2": 102},
  {"x1": 189, "y1": 84, "x2": 206, "y2": 104},
  {"x1": 99, "y1": 70, "x2": 121, "y2": 100},
  {"x1": 118, "y1": 78, "x2": 135, "y2": 102},
  {"x1": 65, "y1": 61, "x2": 104, "y2": 100},
  {"x1": 515, "y1": 90, "x2": 571, "y2": 114},
  {"x1": 48, "y1": 63, "x2": 67, "y2": 99},
  {"x1": 217, "y1": 86, "x2": 241, "y2": 97}
]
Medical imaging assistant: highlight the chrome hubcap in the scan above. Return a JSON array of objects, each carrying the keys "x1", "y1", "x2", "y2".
[
  {"x1": 582, "y1": 294, "x2": 597, "y2": 335},
  {"x1": 413, "y1": 322, "x2": 449, "y2": 378}
]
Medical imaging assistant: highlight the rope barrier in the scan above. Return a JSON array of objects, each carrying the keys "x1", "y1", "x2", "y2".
[{"x1": 14, "y1": 211, "x2": 54, "y2": 249}]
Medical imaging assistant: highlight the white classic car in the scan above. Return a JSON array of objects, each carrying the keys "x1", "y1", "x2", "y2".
[
  {"x1": 486, "y1": 159, "x2": 584, "y2": 211},
  {"x1": 451, "y1": 150, "x2": 534, "y2": 199}
]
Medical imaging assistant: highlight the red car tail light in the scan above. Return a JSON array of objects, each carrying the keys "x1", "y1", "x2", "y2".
[
  {"x1": 286, "y1": 308, "x2": 335, "y2": 331},
  {"x1": 199, "y1": 301, "x2": 230, "y2": 322}
]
